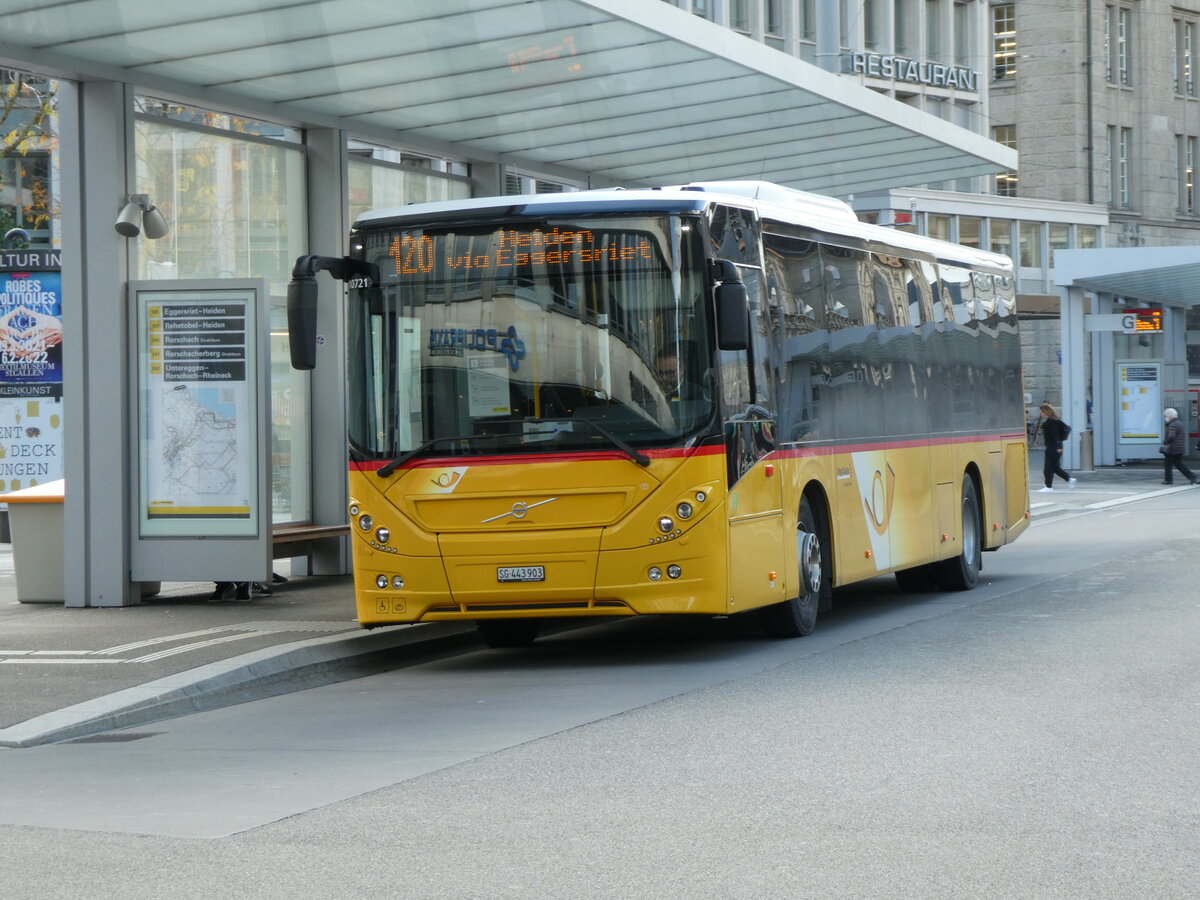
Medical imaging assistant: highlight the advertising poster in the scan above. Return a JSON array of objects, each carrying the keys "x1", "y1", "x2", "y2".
[
  {"x1": 0, "y1": 250, "x2": 63, "y2": 493},
  {"x1": 136, "y1": 288, "x2": 260, "y2": 537}
]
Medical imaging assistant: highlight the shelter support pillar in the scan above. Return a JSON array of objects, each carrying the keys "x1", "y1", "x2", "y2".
[
  {"x1": 1059, "y1": 284, "x2": 1089, "y2": 470},
  {"x1": 60, "y1": 80, "x2": 138, "y2": 606},
  {"x1": 303, "y1": 128, "x2": 350, "y2": 575},
  {"x1": 1091, "y1": 292, "x2": 1118, "y2": 466}
]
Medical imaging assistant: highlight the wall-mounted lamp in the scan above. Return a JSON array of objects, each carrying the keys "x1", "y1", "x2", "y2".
[{"x1": 115, "y1": 194, "x2": 168, "y2": 239}]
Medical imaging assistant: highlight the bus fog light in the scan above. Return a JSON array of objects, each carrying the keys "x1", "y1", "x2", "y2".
[
  {"x1": 392, "y1": 575, "x2": 405, "y2": 590},
  {"x1": 359, "y1": 515, "x2": 373, "y2": 531},
  {"x1": 648, "y1": 566, "x2": 663, "y2": 581},
  {"x1": 668, "y1": 565, "x2": 682, "y2": 579},
  {"x1": 658, "y1": 516, "x2": 674, "y2": 533},
  {"x1": 375, "y1": 574, "x2": 389, "y2": 589},
  {"x1": 375, "y1": 527, "x2": 390, "y2": 544},
  {"x1": 676, "y1": 502, "x2": 693, "y2": 519}
]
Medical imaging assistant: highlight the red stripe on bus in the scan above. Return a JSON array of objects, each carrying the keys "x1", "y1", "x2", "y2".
[{"x1": 351, "y1": 432, "x2": 1023, "y2": 472}]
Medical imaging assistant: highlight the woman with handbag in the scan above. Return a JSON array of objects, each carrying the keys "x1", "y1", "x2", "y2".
[
  {"x1": 1038, "y1": 402, "x2": 1077, "y2": 493},
  {"x1": 1160, "y1": 408, "x2": 1198, "y2": 485}
]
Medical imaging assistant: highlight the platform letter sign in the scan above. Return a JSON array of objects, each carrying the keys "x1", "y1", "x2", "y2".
[{"x1": 134, "y1": 284, "x2": 264, "y2": 538}]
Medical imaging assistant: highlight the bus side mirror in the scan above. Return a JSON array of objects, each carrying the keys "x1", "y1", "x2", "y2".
[
  {"x1": 287, "y1": 276, "x2": 319, "y2": 370},
  {"x1": 715, "y1": 259, "x2": 749, "y2": 351}
]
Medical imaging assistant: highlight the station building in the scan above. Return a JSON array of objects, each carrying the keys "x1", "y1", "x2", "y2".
[{"x1": 664, "y1": 0, "x2": 1200, "y2": 468}]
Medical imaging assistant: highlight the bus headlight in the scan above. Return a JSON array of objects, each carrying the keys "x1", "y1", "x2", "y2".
[
  {"x1": 375, "y1": 527, "x2": 390, "y2": 544},
  {"x1": 648, "y1": 566, "x2": 663, "y2": 581},
  {"x1": 349, "y1": 504, "x2": 360, "y2": 516},
  {"x1": 392, "y1": 576, "x2": 405, "y2": 590},
  {"x1": 668, "y1": 565, "x2": 682, "y2": 579},
  {"x1": 658, "y1": 516, "x2": 674, "y2": 533},
  {"x1": 376, "y1": 574, "x2": 389, "y2": 589},
  {"x1": 676, "y1": 502, "x2": 693, "y2": 519},
  {"x1": 359, "y1": 515, "x2": 373, "y2": 531}
]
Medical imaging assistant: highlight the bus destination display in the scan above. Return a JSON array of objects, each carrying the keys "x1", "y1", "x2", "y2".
[{"x1": 389, "y1": 227, "x2": 655, "y2": 277}]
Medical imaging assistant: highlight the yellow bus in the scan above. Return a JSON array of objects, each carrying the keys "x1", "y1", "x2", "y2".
[{"x1": 288, "y1": 181, "x2": 1029, "y2": 647}]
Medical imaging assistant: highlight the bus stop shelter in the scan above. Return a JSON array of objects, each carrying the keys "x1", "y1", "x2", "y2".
[
  {"x1": 1055, "y1": 246, "x2": 1200, "y2": 468},
  {"x1": 0, "y1": 0, "x2": 1015, "y2": 605}
]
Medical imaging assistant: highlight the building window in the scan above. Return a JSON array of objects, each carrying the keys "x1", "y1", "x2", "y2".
[
  {"x1": 1018, "y1": 222, "x2": 1042, "y2": 268},
  {"x1": 992, "y1": 124, "x2": 1018, "y2": 196},
  {"x1": 1107, "y1": 5, "x2": 1132, "y2": 86},
  {"x1": 894, "y1": 0, "x2": 911, "y2": 55},
  {"x1": 953, "y1": 1, "x2": 971, "y2": 66},
  {"x1": 799, "y1": 0, "x2": 815, "y2": 41},
  {"x1": 1076, "y1": 225, "x2": 1099, "y2": 249},
  {"x1": 730, "y1": 0, "x2": 749, "y2": 31},
  {"x1": 864, "y1": 0, "x2": 880, "y2": 50},
  {"x1": 1049, "y1": 223, "x2": 1070, "y2": 267},
  {"x1": 992, "y1": 4, "x2": 1016, "y2": 80},
  {"x1": 958, "y1": 216, "x2": 981, "y2": 248},
  {"x1": 926, "y1": 0, "x2": 942, "y2": 58},
  {"x1": 1180, "y1": 135, "x2": 1198, "y2": 214},
  {"x1": 765, "y1": 0, "x2": 783, "y2": 35},
  {"x1": 989, "y1": 219, "x2": 1013, "y2": 259},
  {"x1": 1176, "y1": 19, "x2": 1196, "y2": 96},
  {"x1": 1109, "y1": 126, "x2": 1132, "y2": 207},
  {"x1": 927, "y1": 213, "x2": 951, "y2": 242}
]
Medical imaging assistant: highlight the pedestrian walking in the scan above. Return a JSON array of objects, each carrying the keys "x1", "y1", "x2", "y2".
[
  {"x1": 1159, "y1": 407, "x2": 1198, "y2": 485},
  {"x1": 1038, "y1": 402, "x2": 1076, "y2": 493}
]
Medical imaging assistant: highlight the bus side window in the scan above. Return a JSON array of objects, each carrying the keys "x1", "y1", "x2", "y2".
[
  {"x1": 939, "y1": 264, "x2": 972, "y2": 325},
  {"x1": 820, "y1": 244, "x2": 866, "y2": 328}
]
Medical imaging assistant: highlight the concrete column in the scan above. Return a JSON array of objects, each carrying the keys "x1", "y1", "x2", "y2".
[
  {"x1": 1092, "y1": 292, "x2": 1118, "y2": 466},
  {"x1": 1059, "y1": 284, "x2": 1089, "y2": 470},
  {"x1": 303, "y1": 129, "x2": 350, "y2": 575},
  {"x1": 816, "y1": 0, "x2": 842, "y2": 72},
  {"x1": 60, "y1": 80, "x2": 137, "y2": 607}
]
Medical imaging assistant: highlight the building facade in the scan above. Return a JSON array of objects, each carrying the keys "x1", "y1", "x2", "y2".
[{"x1": 664, "y1": 0, "x2": 1200, "y2": 452}]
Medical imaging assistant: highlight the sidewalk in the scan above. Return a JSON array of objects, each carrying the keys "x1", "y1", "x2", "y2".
[
  {"x1": 0, "y1": 456, "x2": 1191, "y2": 749},
  {"x1": 0, "y1": 563, "x2": 477, "y2": 748}
]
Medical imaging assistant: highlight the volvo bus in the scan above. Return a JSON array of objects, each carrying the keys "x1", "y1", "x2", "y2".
[{"x1": 288, "y1": 181, "x2": 1028, "y2": 647}]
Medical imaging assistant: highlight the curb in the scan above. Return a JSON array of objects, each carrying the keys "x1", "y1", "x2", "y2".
[{"x1": 0, "y1": 621, "x2": 477, "y2": 749}]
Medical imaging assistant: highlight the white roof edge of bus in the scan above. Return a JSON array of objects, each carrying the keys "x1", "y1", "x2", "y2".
[{"x1": 355, "y1": 181, "x2": 1011, "y2": 271}]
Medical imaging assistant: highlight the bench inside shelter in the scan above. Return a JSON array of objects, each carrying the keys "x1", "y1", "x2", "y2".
[{"x1": 271, "y1": 522, "x2": 351, "y2": 560}]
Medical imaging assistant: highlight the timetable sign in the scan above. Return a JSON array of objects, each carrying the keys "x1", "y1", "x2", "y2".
[{"x1": 1121, "y1": 308, "x2": 1163, "y2": 334}]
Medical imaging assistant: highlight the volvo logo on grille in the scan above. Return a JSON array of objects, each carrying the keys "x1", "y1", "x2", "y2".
[{"x1": 481, "y1": 497, "x2": 557, "y2": 524}]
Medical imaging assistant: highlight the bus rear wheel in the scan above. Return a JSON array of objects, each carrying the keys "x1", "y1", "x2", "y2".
[
  {"x1": 937, "y1": 476, "x2": 982, "y2": 591},
  {"x1": 760, "y1": 496, "x2": 829, "y2": 638},
  {"x1": 476, "y1": 618, "x2": 541, "y2": 648}
]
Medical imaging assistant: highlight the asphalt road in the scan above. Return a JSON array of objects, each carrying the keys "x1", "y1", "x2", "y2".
[{"x1": 1, "y1": 489, "x2": 1198, "y2": 898}]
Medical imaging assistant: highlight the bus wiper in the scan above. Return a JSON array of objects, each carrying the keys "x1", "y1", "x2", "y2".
[
  {"x1": 376, "y1": 434, "x2": 478, "y2": 478},
  {"x1": 572, "y1": 418, "x2": 651, "y2": 467}
]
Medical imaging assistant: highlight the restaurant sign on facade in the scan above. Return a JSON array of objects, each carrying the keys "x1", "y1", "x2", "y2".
[{"x1": 845, "y1": 52, "x2": 981, "y2": 92}]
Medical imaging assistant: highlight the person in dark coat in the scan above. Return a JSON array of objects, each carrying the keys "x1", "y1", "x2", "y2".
[
  {"x1": 1038, "y1": 402, "x2": 1076, "y2": 492},
  {"x1": 1161, "y1": 408, "x2": 1198, "y2": 485}
]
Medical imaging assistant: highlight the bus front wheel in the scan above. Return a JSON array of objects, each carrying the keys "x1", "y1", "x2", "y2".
[
  {"x1": 937, "y1": 476, "x2": 982, "y2": 591},
  {"x1": 760, "y1": 496, "x2": 830, "y2": 637},
  {"x1": 476, "y1": 618, "x2": 541, "y2": 648}
]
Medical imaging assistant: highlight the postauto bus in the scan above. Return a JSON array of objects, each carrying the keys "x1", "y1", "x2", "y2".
[{"x1": 287, "y1": 181, "x2": 1029, "y2": 647}]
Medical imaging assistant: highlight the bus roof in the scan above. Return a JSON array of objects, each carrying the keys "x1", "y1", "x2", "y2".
[{"x1": 354, "y1": 180, "x2": 1012, "y2": 272}]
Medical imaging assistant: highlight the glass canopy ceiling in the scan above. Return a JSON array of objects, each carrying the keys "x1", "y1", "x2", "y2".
[{"x1": 0, "y1": 0, "x2": 1015, "y2": 196}]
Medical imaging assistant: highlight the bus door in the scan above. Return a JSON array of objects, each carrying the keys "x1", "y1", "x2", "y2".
[{"x1": 718, "y1": 266, "x2": 787, "y2": 611}]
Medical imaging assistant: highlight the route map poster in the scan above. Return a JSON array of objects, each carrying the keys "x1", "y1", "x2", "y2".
[
  {"x1": 1117, "y1": 362, "x2": 1161, "y2": 443},
  {"x1": 135, "y1": 286, "x2": 262, "y2": 538}
]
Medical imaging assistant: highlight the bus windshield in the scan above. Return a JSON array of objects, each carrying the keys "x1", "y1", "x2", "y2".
[{"x1": 346, "y1": 214, "x2": 714, "y2": 463}]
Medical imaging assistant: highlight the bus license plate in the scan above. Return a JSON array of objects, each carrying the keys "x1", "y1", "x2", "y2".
[{"x1": 497, "y1": 566, "x2": 545, "y2": 583}]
